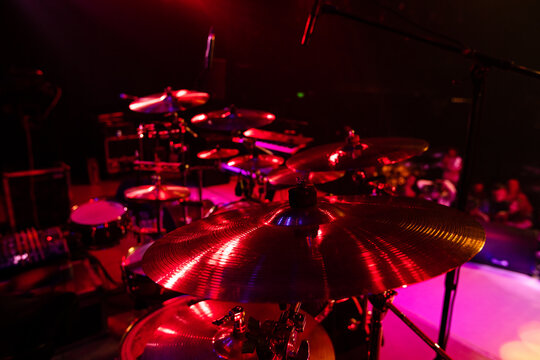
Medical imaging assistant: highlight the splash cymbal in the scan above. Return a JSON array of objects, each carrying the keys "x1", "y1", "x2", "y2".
[
  {"x1": 286, "y1": 137, "x2": 429, "y2": 172},
  {"x1": 266, "y1": 167, "x2": 345, "y2": 188},
  {"x1": 197, "y1": 147, "x2": 239, "y2": 160},
  {"x1": 120, "y1": 296, "x2": 335, "y2": 360},
  {"x1": 142, "y1": 190, "x2": 485, "y2": 303},
  {"x1": 124, "y1": 184, "x2": 190, "y2": 202},
  {"x1": 129, "y1": 88, "x2": 209, "y2": 114},
  {"x1": 191, "y1": 106, "x2": 276, "y2": 131}
]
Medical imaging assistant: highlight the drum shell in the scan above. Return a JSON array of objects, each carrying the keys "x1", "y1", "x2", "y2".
[{"x1": 70, "y1": 200, "x2": 130, "y2": 249}]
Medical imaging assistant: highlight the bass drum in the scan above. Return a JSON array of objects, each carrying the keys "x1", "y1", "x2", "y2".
[
  {"x1": 70, "y1": 199, "x2": 129, "y2": 249},
  {"x1": 121, "y1": 241, "x2": 178, "y2": 307}
]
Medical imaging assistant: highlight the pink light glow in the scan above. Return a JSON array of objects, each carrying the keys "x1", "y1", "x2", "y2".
[
  {"x1": 162, "y1": 252, "x2": 206, "y2": 289},
  {"x1": 208, "y1": 239, "x2": 240, "y2": 266},
  {"x1": 157, "y1": 326, "x2": 178, "y2": 335},
  {"x1": 265, "y1": 113, "x2": 276, "y2": 120},
  {"x1": 191, "y1": 113, "x2": 207, "y2": 123},
  {"x1": 328, "y1": 150, "x2": 345, "y2": 166},
  {"x1": 129, "y1": 96, "x2": 166, "y2": 111}
]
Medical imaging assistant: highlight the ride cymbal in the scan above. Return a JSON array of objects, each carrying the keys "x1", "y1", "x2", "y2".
[
  {"x1": 124, "y1": 184, "x2": 190, "y2": 202},
  {"x1": 142, "y1": 189, "x2": 485, "y2": 303},
  {"x1": 129, "y1": 88, "x2": 209, "y2": 114},
  {"x1": 286, "y1": 137, "x2": 429, "y2": 172},
  {"x1": 197, "y1": 147, "x2": 239, "y2": 160},
  {"x1": 227, "y1": 154, "x2": 284, "y2": 172},
  {"x1": 191, "y1": 107, "x2": 276, "y2": 131}
]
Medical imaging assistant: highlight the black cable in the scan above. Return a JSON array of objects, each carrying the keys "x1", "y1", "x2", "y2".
[
  {"x1": 83, "y1": 250, "x2": 120, "y2": 287},
  {"x1": 370, "y1": 0, "x2": 465, "y2": 48}
]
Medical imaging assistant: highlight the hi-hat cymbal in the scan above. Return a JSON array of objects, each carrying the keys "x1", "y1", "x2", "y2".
[
  {"x1": 129, "y1": 88, "x2": 209, "y2": 114},
  {"x1": 142, "y1": 191, "x2": 485, "y2": 303},
  {"x1": 227, "y1": 154, "x2": 284, "y2": 172},
  {"x1": 197, "y1": 147, "x2": 239, "y2": 160},
  {"x1": 286, "y1": 137, "x2": 429, "y2": 172},
  {"x1": 267, "y1": 167, "x2": 345, "y2": 188},
  {"x1": 124, "y1": 184, "x2": 190, "y2": 202},
  {"x1": 191, "y1": 107, "x2": 276, "y2": 131},
  {"x1": 120, "y1": 296, "x2": 335, "y2": 360}
]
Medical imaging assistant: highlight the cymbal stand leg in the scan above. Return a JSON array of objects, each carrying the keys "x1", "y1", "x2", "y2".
[
  {"x1": 351, "y1": 295, "x2": 369, "y2": 333},
  {"x1": 175, "y1": 112, "x2": 188, "y2": 187},
  {"x1": 155, "y1": 199, "x2": 161, "y2": 235},
  {"x1": 387, "y1": 302, "x2": 453, "y2": 360},
  {"x1": 153, "y1": 175, "x2": 162, "y2": 235},
  {"x1": 367, "y1": 290, "x2": 396, "y2": 360},
  {"x1": 198, "y1": 167, "x2": 204, "y2": 219}
]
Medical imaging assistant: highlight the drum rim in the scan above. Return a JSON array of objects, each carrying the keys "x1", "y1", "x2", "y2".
[{"x1": 70, "y1": 198, "x2": 128, "y2": 226}]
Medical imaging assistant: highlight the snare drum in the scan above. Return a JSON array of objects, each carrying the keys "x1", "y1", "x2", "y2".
[{"x1": 70, "y1": 199, "x2": 129, "y2": 249}]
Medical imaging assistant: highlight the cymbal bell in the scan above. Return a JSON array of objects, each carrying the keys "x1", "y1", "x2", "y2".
[
  {"x1": 120, "y1": 296, "x2": 335, "y2": 360},
  {"x1": 266, "y1": 167, "x2": 345, "y2": 188},
  {"x1": 142, "y1": 190, "x2": 485, "y2": 303},
  {"x1": 197, "y1": 147, "x2": 239, "y2": 160},
  {"x1": 286, "y1": 137, "x2": 429, "y2": 172},
  {"x1": 129, "y1": 88, "x2": 209, "y2": 114},
  {"x1": 124, "y1": 184, "x2": 190, "y2": 202},
  {"x1": 191, "y1": 106, "x2": 276, "y2": 131}
]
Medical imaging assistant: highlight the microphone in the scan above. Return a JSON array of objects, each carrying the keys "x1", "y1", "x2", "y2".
[
  {"x1": 301, "y1": 0, "x2": 322, "y2": 45},
  {"x1": 204, "y1": 26, "x2": 215, "y2": 70}
]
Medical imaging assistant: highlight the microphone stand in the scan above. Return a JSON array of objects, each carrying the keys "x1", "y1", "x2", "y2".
[{"x1": 309, "y1": 2, "x2": 540, "y2": 357}]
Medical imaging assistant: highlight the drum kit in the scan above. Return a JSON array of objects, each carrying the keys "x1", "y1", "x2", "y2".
[{"x1": 65, "y1": 87, "x2": 485, "y2": 359}]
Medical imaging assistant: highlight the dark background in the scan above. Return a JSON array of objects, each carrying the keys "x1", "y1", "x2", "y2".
[{"x1": 1, "y1": 0, "x2": 539, "y2": 189}]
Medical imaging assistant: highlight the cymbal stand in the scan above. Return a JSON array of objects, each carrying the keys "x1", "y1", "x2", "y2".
[
  {"x1": 152, "y1": 174, "x2": 163, "y2": 235},
  {"x1": 367, "y1": 290, "x2": 452, "y2": 360},
  {"x1": 311, "y1": 5, "x2": 540, "y2": 352},
  {"x1": 171, "y1": 111, "x2": 198, "y2": 222}
]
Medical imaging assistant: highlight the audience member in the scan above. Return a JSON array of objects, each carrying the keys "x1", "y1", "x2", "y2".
[
  {"x1": 506, "y1": 178, "x2": 534, "y2": 228},
  {"x1": 441, "y1": 148, "x2": 462, "y2": 184},
  {"x1": 490, "y1": 183, "x2": 511, "y2": 223},
  {"x1": 466, "y1": 182, "x2": 490, "y2": 222}
]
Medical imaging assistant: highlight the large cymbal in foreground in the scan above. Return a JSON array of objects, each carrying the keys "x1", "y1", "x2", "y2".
[
  {"x1": 143, "y1": 195, "x2": 485, "y2": 303},
  {"x1": 191, "y1": 107, "x2": 276, "y2": 131},
  {"x1": 129, "y1": 89, "x2": 209, "y2": 114},
  {"x1": 286, "y1": 137, "x2": 429, "y2": 172},
  {"x1": 120, "y1": 296, "x2": 334, "y2": 360}
]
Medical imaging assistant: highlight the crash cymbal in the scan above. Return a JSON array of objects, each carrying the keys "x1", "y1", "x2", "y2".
[
  {"x1": 197, "y1": 147, "x2": 239, "y2": 160},
  {"x1": 129, "y1": 88, "x2": 209, "y2": 114},
  {"x1": 120, "y1": 296, "x2": 335, "y2": 360},
  {"x1": 286, "y1": 137, "x2": 429, "y2": 172},
  {"x1": 124, "y1": 184, "x2": 190, "y2": 202},
  {"x1": 227, "y1": 154, "x2": 284, "y2": 172},
  {"x1": 191, "y1": 106, "x2": 276, "y2": 131},
  {"x1": 142, "y1": 186, "x2": 485, "y2": 303},
  {"x1": 266, "y1": 167, "x2": 344, "y2": 188}
]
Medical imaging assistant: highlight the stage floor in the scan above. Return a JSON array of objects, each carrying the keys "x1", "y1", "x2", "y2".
[{"x1": 382, "y1": 263, "x2": 540, "y2": 360}]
